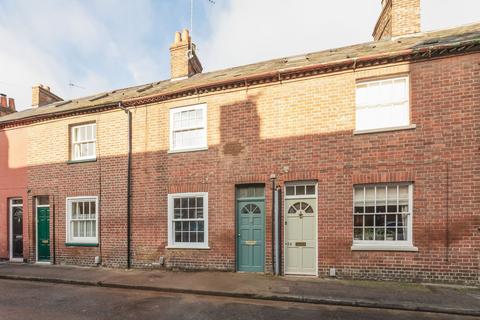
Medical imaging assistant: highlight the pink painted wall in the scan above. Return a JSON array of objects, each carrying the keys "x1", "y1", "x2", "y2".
[{"x1": 0, "y1": 127, "x2": 28, "y2": 259}]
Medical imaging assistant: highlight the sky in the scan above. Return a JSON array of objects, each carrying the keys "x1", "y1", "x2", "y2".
[{"x1": 0, "y1": 0, "x2": 479, "y2": 111}]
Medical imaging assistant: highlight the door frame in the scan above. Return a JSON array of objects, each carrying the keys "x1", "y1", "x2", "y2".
[
  {"x1": 9, "y1": 198, "x2": 23, "y2": 262},
  {"x1": 283, "y1": 181, "x2": 319, "y2": 276},
  {"x1": 36, "y1": 198, "x2": 51, "y2": 264},
  {"x1": 235, "y1": 185, "x2": 266, "y2": 273}
]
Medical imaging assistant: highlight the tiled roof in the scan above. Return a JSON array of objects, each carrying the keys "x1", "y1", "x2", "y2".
[{"x1": 1, "y1": 22, "x2": 479, "y2": 126}]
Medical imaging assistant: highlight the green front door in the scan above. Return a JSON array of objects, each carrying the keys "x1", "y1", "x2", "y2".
[
  {"x1": 237, "y1": 200, "x2": 265, "y2": 272},
  {"x1": 37, "y1": 207, "x2": 50, "y2": 262}
]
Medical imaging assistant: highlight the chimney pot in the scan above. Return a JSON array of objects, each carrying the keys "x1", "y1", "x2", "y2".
[
  {"x1": 0, "y1": 95, "x2": 6, "y2": 109},
  {"x1": 174, "y1": 31, "x2": 181, "y2": 44},
  {"x1": 8, "y1": 98, "x2": 15, "y2": 111},
  {"x1": 181, "y1": 29, "x2": 190, "y2": 43}
]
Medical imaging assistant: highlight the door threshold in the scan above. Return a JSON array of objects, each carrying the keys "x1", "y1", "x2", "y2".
[
  {"x1": 35, "y1": 261, "x2": 52, "y2": 265},
  {"x1": 284, "y1": 274, "x2": 318, "y2": 277},
  {"x1": 9, "y1": 258, "x2": 24, "y2": 263}
]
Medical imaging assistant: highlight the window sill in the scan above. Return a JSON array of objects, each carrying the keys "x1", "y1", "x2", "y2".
[
  {"x1": 166, "y1": 245, "x2": 210, "y2": 250},
  {"x1": 351, "y1": 244, "x2": 418, "y2": 252},
  {"x1": 65, "y1": 242, "x2": 99, "y2": 247},
  {"x1": 353, "y1": 124, "x2": 416, "y2": 135},
  {"x1": 67, "y1": 158, "x2": 97, "y2": 164},
  {"x1": 168, "y1": 147, "x2": 208, "y2": 154}
]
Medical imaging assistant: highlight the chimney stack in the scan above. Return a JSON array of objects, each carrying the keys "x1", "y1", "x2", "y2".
[
  {"x1": 8, "y1": 98, "x2": 15, "y2": 111},
  {"x1": 373, "y1": 0, "x2": 421, "y2": 40},
  {"x1": 32, "y1": 84, "x2": 63, "y2": 108},
  {"x1": 0, "y1": 94, "x2": 6, "y2": 109},
  {"x1": 170, "y1": 29, "x2": 203, "y2": 80},
  {"x1": 0, "y1": 94, "x2": 16, "y2": 116}
]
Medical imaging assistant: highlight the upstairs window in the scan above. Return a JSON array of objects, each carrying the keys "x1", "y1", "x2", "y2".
[
  {"x1": 356, "y1": 76, "x2": 409, "y2": 131},
  {"x1": 71, "y1": 123, "x2": 96, "y2": 160},
  {"x1": 170, "y1": 104, "x2": 207, "y2": 152}
]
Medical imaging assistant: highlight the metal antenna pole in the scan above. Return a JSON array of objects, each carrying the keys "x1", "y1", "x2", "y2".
[{"x1": 190, "y1": 0, "x2": 194, "y2": 34}]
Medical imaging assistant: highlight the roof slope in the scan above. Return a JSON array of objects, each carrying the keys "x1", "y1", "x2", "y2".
[{"x1": 1, "y1": 22, "x2": 480, "y2": 125}]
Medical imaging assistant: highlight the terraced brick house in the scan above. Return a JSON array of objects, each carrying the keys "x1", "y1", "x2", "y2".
[{"x1": 0, "y1": 0, "x2": 479, "y2": 285}]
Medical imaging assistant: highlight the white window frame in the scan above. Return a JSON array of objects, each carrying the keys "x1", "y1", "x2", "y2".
[
  {"x1": 66, "y1": 196, "x2": 99, "y2": 244},
  {"x1": 169, "y1": 104, "x2": 207, "y2": 152},
  {"x1": 351, "y1": 184, "x2": 417, "y2": 252},
  {"x1": 167, "y1": 192, "x2": 209, "y2": 249},
  {"x1": 71, "y1": 123, "x2": 97, "y2": 161},
  {"x1": 355, "y1": 76, "x2": 410, "y2": 132}
]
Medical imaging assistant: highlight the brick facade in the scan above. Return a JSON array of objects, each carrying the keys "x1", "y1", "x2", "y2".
[{"x1": 1, "y1": 51, "x2": 478, "y2": 285}]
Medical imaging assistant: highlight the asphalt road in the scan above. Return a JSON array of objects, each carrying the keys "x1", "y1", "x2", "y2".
[{"x1": 0, "y1": 279, "x2": 476, "y2": 320}]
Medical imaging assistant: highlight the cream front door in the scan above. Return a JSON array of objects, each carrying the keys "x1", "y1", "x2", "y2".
[{"x1": 285, "y1": 193, "x2": 317, "y2": 275}]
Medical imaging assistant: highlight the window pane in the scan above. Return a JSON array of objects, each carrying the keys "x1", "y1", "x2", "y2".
[
  {"x1": 254, "y1": 186, "x2": 265, "y2": 197},
  {"x1": 354, "y1": 228, "x2": 363, "y2": 240},
  {"x1": 365, "y1": 215, "x2": 374, "y2": 226},
  {"x1": 295, "y1": 185, "x2": 305, "y2": 195},
  {"x1": 286, "y1": 186, "x2": 294, "y2": 196},
  {"x1": 37, "y1": 196, "x2": 49, "y2": 205},
  {"x1": 364, "y1": 228, "x2": 374, "y2": 240},
  {"x1": 386, "y1": 228, "x2": 396, "y2": 241},
  {"x1": 375, "y1": 228, "x2": 385, "y2": 240},
  {"x1": 375, "y1": 214, "x2": 385, "y2": 227},
  {"x1": 354, "y1": 215, "x2": 363, "y2": 227},
  {"x1": 306, "y1": 185, "x2": 315, "y2": 195}
]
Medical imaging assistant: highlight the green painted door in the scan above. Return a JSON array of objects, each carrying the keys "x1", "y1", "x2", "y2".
[
  {"x1": 37, "y1": 207, "x2": 50, "y2": 261},
  {"x1": 237, "y1": 200, "x2": 265, "y2": 272}
]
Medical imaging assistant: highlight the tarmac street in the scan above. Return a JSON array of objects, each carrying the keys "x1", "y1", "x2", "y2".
[{"x1": 0, "y1": 279, "x2": 478, "y2": 320}]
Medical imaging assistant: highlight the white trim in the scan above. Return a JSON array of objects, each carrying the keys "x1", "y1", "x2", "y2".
[
  {"x1": 169, "y1": 103, "x2": 207, "y2": 152},
  {"x1": 167, "y1": 147, "x2": 208, "y2": 154},
  {"x1": 66, "y1": 196, "x2": 99, "y2": 245},
  {"x1": 35, "y1": 197, "x2": 50, "y2": 263},
  {"x1": 9, "y1": 198, "x2": 23, "y2": 261},
  {"x1": 351, "y1": 244, "x2": 418, "y2": 251},
  {"x1": 283, "y1": 181, "x2": 319, "y2": 276},
  {"x1": 167, "y1": 192, "x2": 209, "y2": 249},
  {"x1": 353, "y1": 124, "x2": 416, "y2": 135}
]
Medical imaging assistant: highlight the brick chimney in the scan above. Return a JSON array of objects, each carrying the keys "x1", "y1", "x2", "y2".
[
  {"x1": 8, "y1": 98, "x2": 15, "y2": 111},
  {"x1": 373, "y1": 0, "x2": 421, "y2": 40},
  {"x1": 170, "y1": 29, "x2": 203, "y2": 80},
  {"x1": 32, "y1": 84, "x2": 63, "y2": 108},
  {"x1": 0, "y1": 94, "x2": 16, "y2": 116}
]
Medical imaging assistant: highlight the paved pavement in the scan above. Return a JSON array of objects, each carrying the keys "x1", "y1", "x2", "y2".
[
  {"x1": 1, "y1": 279, "x2": 478, "y2": 320},
  {"x1": 0, "y1": 263, "x2": 479, "y2": 317}
]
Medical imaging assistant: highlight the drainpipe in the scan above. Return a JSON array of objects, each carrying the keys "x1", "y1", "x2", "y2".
[
  {"x1": 274, "y1": 186, "x2": 280, "y2": 275},
  {"x1": 118, "y1": 102, "x2": 132, "y2": 269},
  {"x1": 270, "y1": 174, "x2": 276, "y2": 274}
]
